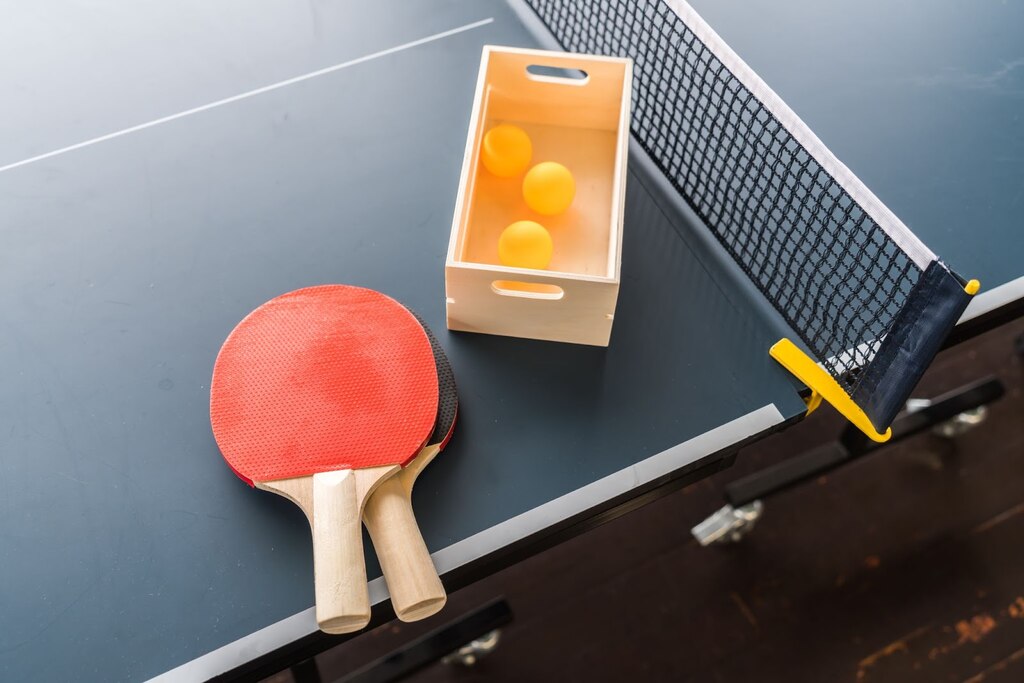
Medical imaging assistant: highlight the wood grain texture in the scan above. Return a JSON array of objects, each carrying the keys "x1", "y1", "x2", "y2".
[
  {"x1": 260, "y1": 465, "x2": 399, "y2": 634},
  {"x1": 364, "y1": 444, "x2": 446, "y2": 622},
  {"x1": 445, "y1": 46, "x2": 631, "y2": 346}
]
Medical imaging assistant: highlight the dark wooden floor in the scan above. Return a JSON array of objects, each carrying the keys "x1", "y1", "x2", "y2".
[{"x1": 274, "y1": 317, "x2": 1024, "y2": 683}]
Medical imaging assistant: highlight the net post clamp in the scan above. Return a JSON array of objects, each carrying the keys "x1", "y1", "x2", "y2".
[{"x1": 770, "y1": 338, "x2": 892, "y2": 442}]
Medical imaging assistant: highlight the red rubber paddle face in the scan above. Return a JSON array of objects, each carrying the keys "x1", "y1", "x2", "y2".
[{"x1": 210, "y1": 285, "x2": 438, "y2": 485}]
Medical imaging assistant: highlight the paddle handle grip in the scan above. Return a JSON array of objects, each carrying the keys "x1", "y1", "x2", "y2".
[
  {"x1": 312, "y1": 470, "x2": 370, "y2": 633},
  {"x1": 312, "y1": 468, "x2": 397, "y2": 634},
  {"x1": 364, "y1": 474, "x2": 447, "y2": 622}
]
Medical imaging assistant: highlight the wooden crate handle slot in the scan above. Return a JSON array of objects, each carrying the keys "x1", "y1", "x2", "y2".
[
  {"x1": 525, "y1": 64, "x2": 590, "y2": 86},
  {"x1": 491, "y1": 280, "x2": 565, "y2": 300}
]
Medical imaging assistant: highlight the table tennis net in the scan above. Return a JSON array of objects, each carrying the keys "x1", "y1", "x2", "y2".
[{"x1": 524, "y1": 0, "x2": 975, "y2": 435}]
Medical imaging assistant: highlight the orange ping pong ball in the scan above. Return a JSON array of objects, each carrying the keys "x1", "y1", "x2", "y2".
[
  {"x1": 523, "y1": 162, "x2": 575, "y2": 215},
  {"x1": 481, "y1": 124, "x2": 533, "y2": 178},
  {"x1": 498, "y1": 220, "x2": 553, "y2": 270}
]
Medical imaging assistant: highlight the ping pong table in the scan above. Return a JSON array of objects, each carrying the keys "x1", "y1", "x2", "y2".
[{"x1": 1, "y1": 1, "x2": 1021, "y2": 681}]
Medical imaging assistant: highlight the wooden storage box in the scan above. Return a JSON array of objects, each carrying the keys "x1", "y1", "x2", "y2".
[{"x1": 445, "y1": 46, "x2": 632, "y2": 346}]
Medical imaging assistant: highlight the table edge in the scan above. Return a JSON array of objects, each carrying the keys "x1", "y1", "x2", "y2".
[{"x1": 147, "y1": 403, "x2": 785, "y2": 682}]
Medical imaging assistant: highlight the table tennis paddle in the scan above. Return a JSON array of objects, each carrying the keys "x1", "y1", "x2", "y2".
[
  {"x1": 210, "y1": 285, "x2": 438, "y2": 634},
  {"x1": 363, "y1": 313, "x2": 458, "y2": 622}
]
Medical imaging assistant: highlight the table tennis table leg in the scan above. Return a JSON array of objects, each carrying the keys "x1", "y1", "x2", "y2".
[{"x1": 290, "y1": 657, "x2": 323, "y2": 683}]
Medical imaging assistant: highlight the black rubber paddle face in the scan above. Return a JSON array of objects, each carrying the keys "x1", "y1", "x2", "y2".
[{"x1": 410, "y1": 312, "x2": 458, "y2": 445}]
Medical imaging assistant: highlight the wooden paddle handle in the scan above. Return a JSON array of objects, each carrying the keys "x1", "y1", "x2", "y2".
[
  {"x1": 363, "y1": 473, "x2": 447, "y2": 622},
  {"x1": 312, "y1": 467, "x2": 397, "y2": 634}
]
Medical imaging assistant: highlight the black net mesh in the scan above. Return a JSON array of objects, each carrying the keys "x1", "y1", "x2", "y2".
[{"x1": 524, "y1": 0, "x2": 924, "y2": 395}]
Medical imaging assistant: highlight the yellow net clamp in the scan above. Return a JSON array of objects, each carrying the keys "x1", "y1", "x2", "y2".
[
  {"x1": 803, "y1": 390, "x2": 823, "y2": 415},
  {"x1": 771, "y1": 278, "x2": 979, "y2": 442},
  {"x1": 770, "y1": 338, "x2": 892, "y2": 442}
]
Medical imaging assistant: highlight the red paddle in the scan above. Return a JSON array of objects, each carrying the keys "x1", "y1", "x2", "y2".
[{"x1": 210, "y1": 285, "x2": 438, "y2": 634}]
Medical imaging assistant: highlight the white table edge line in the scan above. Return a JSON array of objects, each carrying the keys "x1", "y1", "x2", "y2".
[
  {"x1": 959, "y1": 275, "x2": 1024, "y2": 324},
  {"x1": 0, "y1": 17, "x2": 495, "y2": 175}
]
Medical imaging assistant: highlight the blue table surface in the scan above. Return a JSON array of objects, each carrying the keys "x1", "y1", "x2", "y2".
[{"x1": 1, "y1": 1, "x2": 1020, "y2": 681}]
